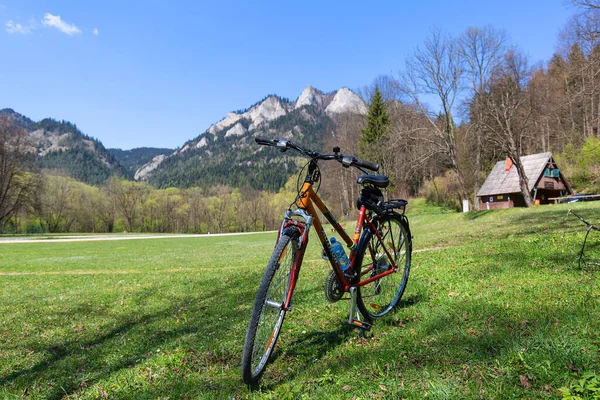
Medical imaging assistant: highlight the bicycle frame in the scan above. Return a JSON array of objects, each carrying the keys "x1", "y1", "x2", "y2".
[
  {"x1": 243, "y1": 138, "x2": 411, "y2": 384},
  {"x1": 278, "y1": 164, "x2": 399, "y2": 312}
]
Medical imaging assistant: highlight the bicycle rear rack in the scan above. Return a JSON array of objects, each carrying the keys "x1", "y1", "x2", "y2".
[{"x1": 383, "y1": 199, "x2": 407, "y2": 214}]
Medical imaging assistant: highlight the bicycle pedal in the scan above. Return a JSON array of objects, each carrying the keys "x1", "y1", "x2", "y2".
[{"x1": 349, "y1": 319, "x2": 371, "y2": 330}]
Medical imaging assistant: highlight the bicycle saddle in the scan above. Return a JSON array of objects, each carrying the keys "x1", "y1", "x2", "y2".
[{"x1": 357, "y1": 175, "x2": 389, "y2": 188}]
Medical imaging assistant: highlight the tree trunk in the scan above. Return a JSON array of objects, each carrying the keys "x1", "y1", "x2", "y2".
[{"x1": 512, "y1": 157, "x2": 533, "y2": 206}]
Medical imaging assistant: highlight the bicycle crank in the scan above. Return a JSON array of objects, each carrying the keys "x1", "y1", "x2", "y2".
[{"x1": 324, "y1": 270, "x2": 344, "y2": 303}]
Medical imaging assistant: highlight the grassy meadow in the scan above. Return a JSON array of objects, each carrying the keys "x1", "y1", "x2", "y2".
[{"x1": 0, "y1": 199, "x2": 599, "y2": 399}]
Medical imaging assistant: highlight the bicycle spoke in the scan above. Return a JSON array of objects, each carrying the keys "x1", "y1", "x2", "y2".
[
  {"x1": 242, "y1": 230, "x2": 298, "y2": 384},
  {"x1": 356, "y1": 215, "x2": 412, "y2": 320}
]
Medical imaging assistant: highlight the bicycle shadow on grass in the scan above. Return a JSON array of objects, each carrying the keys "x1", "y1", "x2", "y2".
[
  {"x1": 254, "y1": 293, "x2": 423, "y2": 391},
  {"x1": 254, "y1": 322, "x2": 356, "y2": 391},
  {"x1": 397, "y1": 293, "x2": 422, "y2": 308}
]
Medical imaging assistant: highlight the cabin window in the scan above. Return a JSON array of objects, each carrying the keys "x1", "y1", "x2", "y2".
[{"x1": 544, "y1": 168, "x2": 560, "y2": 178}]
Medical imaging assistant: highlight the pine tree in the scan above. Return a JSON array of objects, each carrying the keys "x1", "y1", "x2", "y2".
[{"x1": 359, "y1": 87, "x2": 391, "y2": 165}]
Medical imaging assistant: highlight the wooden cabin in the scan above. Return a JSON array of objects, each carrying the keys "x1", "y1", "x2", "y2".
[{"x1": 476, "y1": 152, "x2": 572, "y2": 210}]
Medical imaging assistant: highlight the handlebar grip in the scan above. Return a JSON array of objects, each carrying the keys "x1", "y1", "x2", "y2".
[
  {"x1": 355, "y1": 158, "x2": 379, "y2": 172},
  {"x1": 255, "y1": 137, "x2": 277, "y2": 146}
]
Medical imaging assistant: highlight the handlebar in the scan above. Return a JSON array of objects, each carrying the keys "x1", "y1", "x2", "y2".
[
  {"x1": 254, "y1": 136, "x2": 379, "y2": 172},
  {"x1": 353, "y1": 158, "x2": 379, "y2": 172},
  {"x1": 255, "y1": 137, "x2": 280, "y2": 146}
]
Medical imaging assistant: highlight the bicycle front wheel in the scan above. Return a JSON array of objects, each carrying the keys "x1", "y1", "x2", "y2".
[
  {"x1": 355, "y1": 214, "x2": 411, "y2": 320},
  {"x1": 241, "y1": 228, "x2": 299, "y2": 385}
]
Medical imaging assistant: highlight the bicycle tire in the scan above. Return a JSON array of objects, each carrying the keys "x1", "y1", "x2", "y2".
[
  {"x1": 241, "y1": 228, "x2": 300, "y2": 385},
  {"x1": 355, "y1": 214, "x2": 411, "y2": 320}
]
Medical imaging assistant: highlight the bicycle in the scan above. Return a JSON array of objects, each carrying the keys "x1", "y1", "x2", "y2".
[{"x1": 241, "y1": 137, "x2": 412, "y2": 385}]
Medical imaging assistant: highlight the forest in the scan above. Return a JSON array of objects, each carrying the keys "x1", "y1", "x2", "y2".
[
  {"x1": 2, "y1": 0, "x2": 600, "y2": 234},
  {"x1": 323, "y1": 0, "x2": 600, "y2": 211}
]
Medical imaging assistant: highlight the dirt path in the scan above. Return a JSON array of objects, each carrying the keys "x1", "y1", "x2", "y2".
[
  {"x1": 413, "y1": 246, "x2": 446, "y2": 253},
  {"x1": 0, "y1": 231, "x2": 277, "y2": 244}
]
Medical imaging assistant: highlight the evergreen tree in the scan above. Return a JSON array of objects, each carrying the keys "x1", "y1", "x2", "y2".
[{"x1": 359, "y1": 86, "x2": 391, "y2": 165}]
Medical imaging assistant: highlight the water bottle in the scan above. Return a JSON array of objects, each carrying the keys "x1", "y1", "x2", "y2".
[{"x1": 330, "y1": 237, "x2": 350, "y2": 271}]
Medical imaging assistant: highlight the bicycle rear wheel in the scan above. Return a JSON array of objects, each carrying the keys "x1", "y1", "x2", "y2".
[
  {"x1": 241, "y1": 228, "x2": 299, "y2": 385},
  {"x1": 355, "y1": 214, "x2": 411, "y2": 320}
]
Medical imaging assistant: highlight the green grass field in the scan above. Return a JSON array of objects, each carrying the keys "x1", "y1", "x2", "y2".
[{"x1": 1, "y1": 199, "x2": 599, "y2": 399}]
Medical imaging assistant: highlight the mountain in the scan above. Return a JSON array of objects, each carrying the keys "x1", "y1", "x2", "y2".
[
  {"x1": 109, "y1": 147, "x2": 173, "y2": 177},
  {"x1": 136, "y1": 86, "x2": 367, "y2": 190},
  {"x1": 1, "y1": 85, "x2": 367, "y2": 190},
  {"x1": 1, "y1": 108, "x2": 35, "y2": 129},
  {"x1": 0, "y1": 108, "x2": 128, "y2": 185}
]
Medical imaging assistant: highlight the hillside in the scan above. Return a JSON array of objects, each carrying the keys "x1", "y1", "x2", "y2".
[
  {"x1": 1, "y1": 108, "x2": 128, "y2": 185},
  {"x1": 1, "y1": 85, "x2": 366, "y2": 190},
  {"x1": 108, "y1": 147, "x2": 173, "y2": 178},
  {"x1": 136, "y1": 86, "x2": 367, "y2": 191}
]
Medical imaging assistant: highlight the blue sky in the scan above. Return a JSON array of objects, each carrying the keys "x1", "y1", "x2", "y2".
[{"x1": 1, "y1": 1, "x2": 572, "y2": 150}]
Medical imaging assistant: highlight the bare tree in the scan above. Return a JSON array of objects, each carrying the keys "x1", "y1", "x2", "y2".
[
  {"x1": 33, "y1": 174, "x2": 77, "y2": 233},
  {"x1": 321, "y1": 112, "x2": 365, "y2": 216},
  {"x1": 476, "y1": 49, "x2": 535, "y2": 206},
  {"x1": 358, "y1": 75, "x2": 400, "y2": 103},
  {"x1": 459, "y1": 26, "x2": 508, "y2": 208},
  {"x1": 398, "y1": 29, "x2": 468, "y2": 200},
  {"x1": 0, "y1": 116, "x2": 34, "y2": 233},
  {"x1": 558, "y1": 0, "x2": 600, "y2": 142},
  {"x1": 572, "y1": 0, "x2": 600, "y2": 8},
  {"x1": 112, "y1": 178, "x2": 150, "y2": 232},
  {"x1": 562, "y1": 0, "x2": 600, "y2": 53},
  {"x1": 385, "y1": 101, "x2": 444, "y2": 196},
  {"x1": 240, "y1": 188, "x2": 263, "y2": 232}
]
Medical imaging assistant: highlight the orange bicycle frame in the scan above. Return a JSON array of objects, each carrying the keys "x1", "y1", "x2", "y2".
[{"x1": 280, "y1": 179, "x2": 399, "y2": 311}]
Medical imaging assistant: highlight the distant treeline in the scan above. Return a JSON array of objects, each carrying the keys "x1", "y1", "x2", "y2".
[{"x1": 2, "y1": 173, "x2": 305, "y2": 235}]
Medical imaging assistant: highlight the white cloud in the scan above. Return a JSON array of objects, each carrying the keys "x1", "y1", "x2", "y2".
[
  {"x1": 42, "y1": 13, "x2": 81, "y2": 36},
  {"x1": 93, "y1": 27, "x2": 99, "y2": 36},
  {"x1": 5, "y1": 20, "x2": 32, "y2": 34}
]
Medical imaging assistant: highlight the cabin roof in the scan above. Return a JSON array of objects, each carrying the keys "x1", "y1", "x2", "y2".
[{"x1": 476, "y1": 152, "x2": 556, "y2": 197}]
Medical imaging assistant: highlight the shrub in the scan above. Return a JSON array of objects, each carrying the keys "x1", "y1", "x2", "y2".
[
  {"x1": 557, "y1": 137, "x2": 600, "y2": 193},
  {"x1": 559, "y1": 371, "x2": 600, "y2": 399},
  {"x1": 421, "y1": 170, "x2": 462, "y2": 211}
]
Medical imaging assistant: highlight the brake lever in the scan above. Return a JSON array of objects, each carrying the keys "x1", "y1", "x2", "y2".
[{"x1": 341, "y1": 155, "x2": 354, "y2": 168}]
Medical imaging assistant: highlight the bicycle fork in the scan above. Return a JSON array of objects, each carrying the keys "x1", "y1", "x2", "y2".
[{"x1": 348, "y1": 286, "x2": 371, "y2": 331}]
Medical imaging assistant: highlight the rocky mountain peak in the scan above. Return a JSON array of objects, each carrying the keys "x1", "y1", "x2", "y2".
[
  {"x1": 225, "y1": 122, "x2": 248, "y2": 138},
  {"x1": 208, "y1": 112, "x2": 242, "y2": 135},
  {"x1": 325, "y1": 88, "x2": 367, "y2": 115},
  {"x1": 295, "y1": 85, "x2": 323, "y2": 109},
  {"x1": 135, "y1": 86, "x2": 367, "y2": 183},
  {"x1": 207, "y1": 95, "x2": 288, "y2": 135},
  {"x1": 246, "y1": 96, "x2": 287, "y2": 128},
  {"x1": 134, "y1": 154, "x2": 166, "y2": 181}
]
